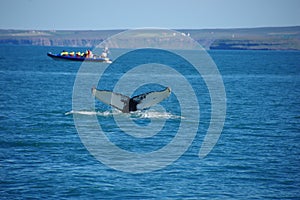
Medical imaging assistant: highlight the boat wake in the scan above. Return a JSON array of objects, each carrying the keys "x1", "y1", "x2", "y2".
[{"x1": 65, "y1": 109, "x2": 182, "y2": 120}]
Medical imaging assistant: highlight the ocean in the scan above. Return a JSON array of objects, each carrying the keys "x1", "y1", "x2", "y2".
[{"x1": 0, "y1": 46, "x2": 299, "y2": 199}]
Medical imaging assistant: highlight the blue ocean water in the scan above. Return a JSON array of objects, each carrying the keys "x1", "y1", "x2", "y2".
[{"x1": 0, "y1": 46, "x2": 300, "y2": 199}]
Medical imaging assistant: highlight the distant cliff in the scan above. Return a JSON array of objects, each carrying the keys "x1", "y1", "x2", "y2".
[
  {"x1": 1, "y1": 27, "x2": 299, "y2": 50},
  {"x1": 0, "y1": 37, "x2": 104, "y2": 47},
  {"x1": 0, "y1": 30, "x2": 119, "y2": 47}
]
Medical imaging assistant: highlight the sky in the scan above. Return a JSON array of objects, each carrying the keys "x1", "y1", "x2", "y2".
[{"x1": 0, "y1": 0, "x2": 299, "y2": 30}]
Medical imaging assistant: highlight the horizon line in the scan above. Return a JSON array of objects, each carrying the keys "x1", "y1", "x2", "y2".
[{"x1": 1, "y1": 25, "x2": 300, "y2": 31}]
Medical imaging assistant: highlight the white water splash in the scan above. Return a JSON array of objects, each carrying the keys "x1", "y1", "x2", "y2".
[{"x1": 65, "y1": 109, "x2": 181, "y2": 119}]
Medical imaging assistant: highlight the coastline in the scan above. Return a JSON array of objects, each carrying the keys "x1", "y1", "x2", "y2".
[{"x1": 1, "y1": 26, "x2": 299, "y2": 50}]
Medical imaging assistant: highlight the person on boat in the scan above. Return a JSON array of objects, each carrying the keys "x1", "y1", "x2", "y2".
[
  {"x1": 76, "y1": 52, "x2": 81, "y2": 57},
  {"x1": 86, "y1": 49, "x2": 93, "y2": 58},
  {"x1": 60, "y1": 50, "x2": 68, "y2": 56},
  {"x1": 69, "y1": 52, "x2": 75, "y2": 56},
  {"x1": 100, "y1": 47, "x2": 108, "y2": 58}
]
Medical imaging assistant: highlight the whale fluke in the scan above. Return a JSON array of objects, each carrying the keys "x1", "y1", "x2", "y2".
[{"x1": 92, "y1": 87, "x2": 171, "y2": 113}]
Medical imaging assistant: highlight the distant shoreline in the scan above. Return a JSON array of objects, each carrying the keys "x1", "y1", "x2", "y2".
[{"x1": 1, "y1": 26, "x2": 299, "y2": 50}]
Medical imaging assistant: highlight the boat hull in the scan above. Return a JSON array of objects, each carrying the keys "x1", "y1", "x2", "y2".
[{"x1": 47, "y1": 52, "x2": 112, "y2": 63}]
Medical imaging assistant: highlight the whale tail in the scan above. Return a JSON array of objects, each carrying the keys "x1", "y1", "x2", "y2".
[{"x1": 92, "y1": 87, "x2": 171, "y2": 113}]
